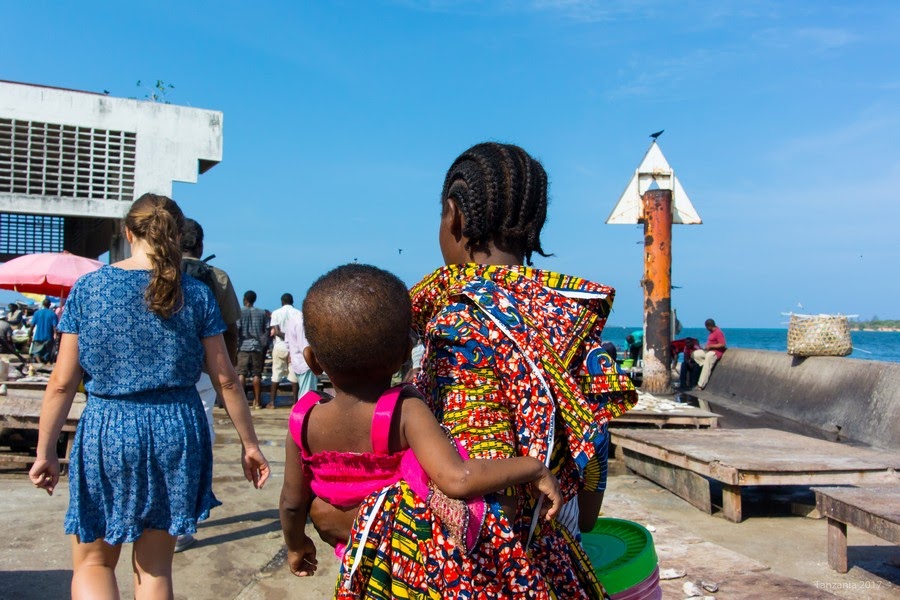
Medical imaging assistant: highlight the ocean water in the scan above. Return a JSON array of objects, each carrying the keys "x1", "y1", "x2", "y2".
[{"x1": 603, "y1": 326, "x2": 900, "y2": 364}]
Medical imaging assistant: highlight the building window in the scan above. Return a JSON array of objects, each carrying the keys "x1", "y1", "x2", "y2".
[
  {"x1": 0, "y1": 118, "x2": 136, "y2": 201},
  {"x1": 0, "y1": 213, "x2": 64, "y2": 254}
]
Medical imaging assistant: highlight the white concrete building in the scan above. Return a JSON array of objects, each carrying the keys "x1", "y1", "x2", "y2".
[{"x1": 0, "y1": 80, "x2": 222, "y2": 261}]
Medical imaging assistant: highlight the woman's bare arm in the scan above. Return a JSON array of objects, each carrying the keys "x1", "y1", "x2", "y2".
[
  {"x1": 29, "y1": 334, "x2": 82, "y2": 495},
  {"x1": 402, "y1": 396, "x2": 561, "y2": 518},
  {"x1": 280, "y1": 433, "x2": 319, "y2": 576},
  {"x1": 203, "y1": 334, "x2": 270, "y2": 488}
]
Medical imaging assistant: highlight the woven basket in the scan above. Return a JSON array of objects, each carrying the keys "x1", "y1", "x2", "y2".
[{"x1": 787, "y1": 314, "x2": 852, "y2": 357}]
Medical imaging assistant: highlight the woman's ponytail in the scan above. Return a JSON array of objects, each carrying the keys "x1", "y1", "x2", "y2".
[{"x1": 124, "y1": 193, "x2": 185, "y2": 318}]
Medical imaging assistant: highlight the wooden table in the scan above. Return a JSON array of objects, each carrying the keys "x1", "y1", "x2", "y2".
[
  {"x1": 611, "y1": 428, "x2": 900, "y2": 522},
  {"x1": 812, "y1": 485, "x2": 900, "y2": 573},
  {"x1": 0, "y1": 388, "x2": 84, "y2": 468},
  {"x1": 610, "y1": 406, "x2": 720, "y2": 429}
]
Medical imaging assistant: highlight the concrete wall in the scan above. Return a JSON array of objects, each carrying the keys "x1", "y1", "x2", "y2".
[{"x1": 704, "y1": 349, "x2": 900, "y2": 451}]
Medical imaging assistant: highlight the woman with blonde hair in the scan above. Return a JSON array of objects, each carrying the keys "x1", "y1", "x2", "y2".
[{"x1": 29, "y1": 193, "x2": 270, "y2": 599}]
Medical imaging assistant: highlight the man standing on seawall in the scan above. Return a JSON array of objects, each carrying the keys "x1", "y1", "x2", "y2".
[
  {"x1": 267, "y1": 293, "x2": 301, "y2": 408},
  {"x1": 237, "y1": 291, "x2": 268, "y2": 409},
  {"x1": 692, "y1": 318, "x2": 727, "y2": 390}
]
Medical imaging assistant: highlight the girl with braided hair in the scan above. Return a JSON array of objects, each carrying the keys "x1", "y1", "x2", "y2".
[
  {"x1": 30, "y1": 193, "x2": 270, "y2": 599},
  {"x1": 314, "y1": 143, "x2": 637, "y2": 598}
]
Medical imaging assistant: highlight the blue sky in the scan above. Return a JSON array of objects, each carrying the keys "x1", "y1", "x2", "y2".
[{"x1": 3, "y1": 0, "x2": 899, "y2": 328}]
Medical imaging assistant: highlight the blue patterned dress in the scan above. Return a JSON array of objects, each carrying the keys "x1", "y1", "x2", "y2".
[{"x1": 58, "y1": 266, "x2": 226, "y2": 544}]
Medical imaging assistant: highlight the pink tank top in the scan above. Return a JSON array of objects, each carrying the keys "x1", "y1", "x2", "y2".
[
  {"x1": 289, "y1": 385, "x2": 428, "y2": 509},
  {"x1": 290, "y1": 385, "x2": 486, "y2": 554}
]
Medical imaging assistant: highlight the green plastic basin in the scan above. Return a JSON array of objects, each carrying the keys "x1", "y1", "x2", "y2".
[{"x1": 581, "y1": 518, "x2": 658, "y2": 595}]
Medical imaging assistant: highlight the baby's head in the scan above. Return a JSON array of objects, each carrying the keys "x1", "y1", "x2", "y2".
[{"x1": 303, "y1": 264, "x2": 412, "y2": 384}]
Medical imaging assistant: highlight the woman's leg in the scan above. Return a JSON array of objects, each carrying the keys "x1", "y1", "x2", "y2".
[
  {"x1": 132, "y1": 529, "x2": 177, "y2": 600},
  {"x1": 71, "y1": 536, "x2": 122, "y2": 599}
]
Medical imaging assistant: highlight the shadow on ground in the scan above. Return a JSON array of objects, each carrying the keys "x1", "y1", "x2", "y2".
[{"x1": 0, "y1": 569, "x2": 72, "y2": 599}]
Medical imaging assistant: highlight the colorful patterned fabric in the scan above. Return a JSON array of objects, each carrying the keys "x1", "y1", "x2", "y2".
[
  {"x1": 412, "y1": 264, "x2": 636, "y2": 596},
  {"x1": 336, "y1": 481, "x2": 551, "y2": 599},
  {"x1": 336, "y1": 265, "x2": 635, "y2": 599},
  {"x1": 411, "y1": 265, "x2": 635, "y2": 490}
]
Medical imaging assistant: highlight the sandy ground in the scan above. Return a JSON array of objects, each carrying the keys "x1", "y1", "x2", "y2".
[{"x1": 1, "y1": 396, "x2": 898, "y2": 599}]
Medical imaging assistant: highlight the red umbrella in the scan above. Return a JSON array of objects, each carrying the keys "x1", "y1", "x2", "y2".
[{"x1": 0, "y1": 251, "x2": 104, "y2": 297}]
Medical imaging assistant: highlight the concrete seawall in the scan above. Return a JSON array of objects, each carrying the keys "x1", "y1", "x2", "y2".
[{"x1": 703, "y1": 349, "x2": 900, "y2": 451}]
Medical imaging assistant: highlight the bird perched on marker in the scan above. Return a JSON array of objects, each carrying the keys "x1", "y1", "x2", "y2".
[{"x1": 650, "y1": 130, "x2": 664, "y2": 140}]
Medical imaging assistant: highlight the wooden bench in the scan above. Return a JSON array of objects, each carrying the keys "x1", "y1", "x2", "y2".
[
  {"x1": 812, "y1": 485, "x2": 900, "y2": 573},
  {"x1": 611, "y1": 428, "x2": 900, "y2": 522},
  {"x1": 0, "y1": 387, "x2": 84, "y2": 468}
]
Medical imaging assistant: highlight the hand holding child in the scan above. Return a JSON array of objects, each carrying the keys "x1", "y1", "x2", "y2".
[
  {"x1": 287, "y1": 535, "x2": 318, "y2": 577},
  {"x1": 530, "y1": 463, "x2": 562, "y2": 521}
]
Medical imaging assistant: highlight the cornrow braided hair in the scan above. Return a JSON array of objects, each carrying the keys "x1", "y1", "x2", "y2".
[
  {"x1": 125, "y1": 193, "x2": 185, "y2": 319},
  {"x1": 441, "y1": 142, "x2": 551, "y2": 265}
]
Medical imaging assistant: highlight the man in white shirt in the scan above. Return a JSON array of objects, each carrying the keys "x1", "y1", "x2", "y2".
[{"x1": 268, "y1": 293, "x2": 302, "y2": 407}]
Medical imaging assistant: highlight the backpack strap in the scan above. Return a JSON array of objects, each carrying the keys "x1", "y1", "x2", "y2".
[
  {"x1": 289, "y1": 391, "x2": 330, "y2": 458},
  {"x1": 370, "y1": 385, "x2": 412, "y2": 455}
]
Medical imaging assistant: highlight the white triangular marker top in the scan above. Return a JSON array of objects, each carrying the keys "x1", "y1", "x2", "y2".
[{"x1": 606, "y1": 142, "x2": 702, "y2": 225}]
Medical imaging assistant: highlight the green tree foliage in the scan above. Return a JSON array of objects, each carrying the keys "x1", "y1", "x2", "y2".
[
  {"x1": 136, "y1": 80, "x2": 175, "y2": 103},
  {"x1": 850, "y1": 317, "x2": 900, "y2": 330}
]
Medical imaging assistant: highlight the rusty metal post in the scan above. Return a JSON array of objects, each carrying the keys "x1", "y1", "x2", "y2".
[{"x1": 641, "y1": 189, "x2": 673, "y2": 394}]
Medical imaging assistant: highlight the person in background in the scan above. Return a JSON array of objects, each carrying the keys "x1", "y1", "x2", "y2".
[
  {"x1": 626, "y1": 329, "x2": 643, "y2": 362},
  {"x1": 237, "y1": 290, "x2": 269, "y2": 409},
  {"x1": 0, "y1": 314, "x2": 13, "y2": 353},
  {"x1": 284, "y1": 306, "x2": 318, "y2": 398},
  {"x1": 53, "y1": 299, "x2": 65, "y2": 322},
  {"x1": 29, "y1": 298, "x2": 59, "y2": 364},
  {"x1": 600, "y1": 341, "x2": 618, "y2": 362},
  {"x1": 671, "y1": 337, "x2": 701, "y2": 391},
  {"x1": 268, "y1": 293, "x2": 302, "y2": 408},
  {"x1": 5, "y1": 303, "x2": 24, "y2": 329},
  {"x1": 692, "y1": 318, "x2": 727, "y2": 390},
  {"x1": 182, "y1": 219, "x2": 241, "y2": 367},
  {"x1": 6, "y1": 304, "x2": 29, "y2": 355},
  {"x1": 29, "y1": 193, "x2": 269, "y2": 599},
  {"x1": 401, "y1": 334, "x2": 426, "y2": 383},
  {"x1": 176, "y1": 216, "x2": 243, "y2": 552}
]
